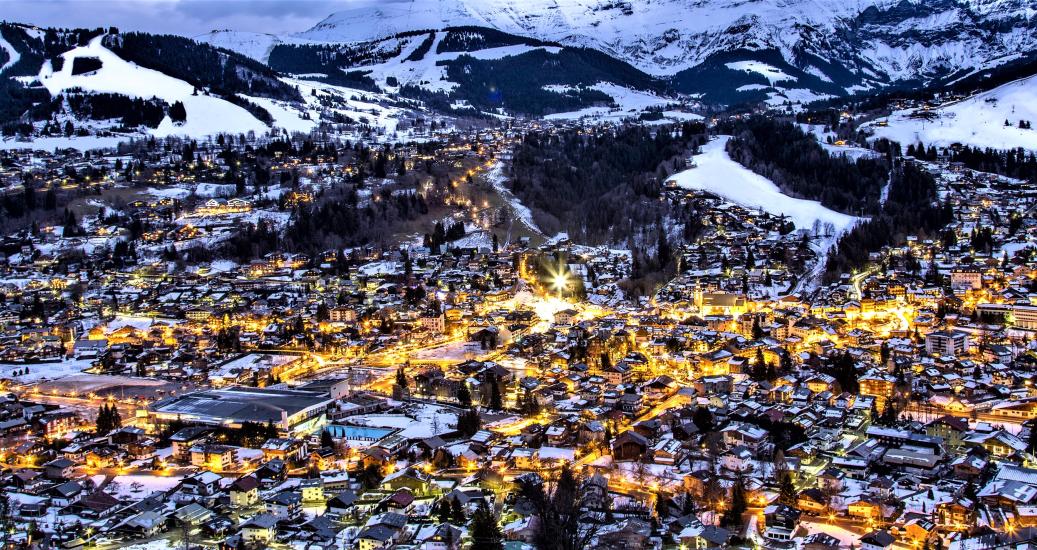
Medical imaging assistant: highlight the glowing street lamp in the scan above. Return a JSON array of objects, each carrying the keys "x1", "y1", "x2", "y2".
[{"x1": 551, "y1": 272, "x2": 571, "y2": 295}]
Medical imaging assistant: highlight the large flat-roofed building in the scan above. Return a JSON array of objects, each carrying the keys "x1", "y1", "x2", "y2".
[
  {"x1": 148, "y1": 386, "x2": 335, "y2": 434},
  {"x1": 1014, "y1": 304, "x2": 1037, "y2": 330}
]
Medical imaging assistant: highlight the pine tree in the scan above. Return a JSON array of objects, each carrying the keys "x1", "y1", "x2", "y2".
[
  {"x1": 96, "y1": 404, "x2": 110, "y2": 434},
  {"x1": 722, "y1": 476, "x2": 748, "y2": 528},
  {"x1": 321, "y1": 429, "x2": 334, "y2": 449},
  {"x1": 469, "y1": 501, "x2": 503, "y2": 550},
  {"x1": 450, "y1": 497, "x2": 466, "y2": 524},
  {"x1": 435, "y1": 498, "x2": 451, "y2": 524},
  {"x1": 457, "y1": 408, "x2": 481, "y2": 436},
  {"x1": 457, "y1": 384, "x2": 472, "y2": 407},
  {"x1": 779, "y1": 471, "x2": 797, "y2": 505},
  {"x1": 751, "y1": 316, "x2": 764, "y2": 339},
  {"x1": 489, "y1": 378, "x2": 503, "y2": 410}
]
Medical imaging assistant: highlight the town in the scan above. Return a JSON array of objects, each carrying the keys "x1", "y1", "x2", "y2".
[{"x1": 0, "y1": 113, "x2": 1036, "y2": 550}]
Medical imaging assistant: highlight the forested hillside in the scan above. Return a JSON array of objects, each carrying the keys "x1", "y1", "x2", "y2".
[
  {"x1": 442, "y1": 48, "x2": 662, "y2": 116},
  {"x1": 0, "y1": 23, "x2": 104, "y2": 130},
  {"x1": 436, "y1": 26, "x2": 556, "y2": 53},
  {"x1": 508, "y1": 121, "x2": 707, "y2": 243},
  {"x1": 720, "y1": 117, "x2": 891, "y2": 216},
  {"x1": 0, "y1": 25, "x2": 303, "y2": 135},
  {"x1": 714, "y1": 117, "x2": 953, "y2": 282},
  {"x1": 825, "y1": 161, "x2": 953, "y2": 280},
  {"x1": 102, "y1": 33, "x2": 302, "y2": 102}
]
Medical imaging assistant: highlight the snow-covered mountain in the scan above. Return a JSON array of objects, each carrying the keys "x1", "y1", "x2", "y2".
[
  {"x1": 0, "y1": 23, "x2": 434, "y2": 144},
  {"x1": 5, "y1": 0, "x2": 1037, "y2": 140},
  {"x1": 297, "y1": 0, "x2": 871, "y2": 75},
  {"x1": 276, "y1": 0, "x2": 1037, "y2": 105}
]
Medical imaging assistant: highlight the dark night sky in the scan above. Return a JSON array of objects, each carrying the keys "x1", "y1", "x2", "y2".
[{"x1": 1, "y1": 0, "x2": 361, "y2": 37}]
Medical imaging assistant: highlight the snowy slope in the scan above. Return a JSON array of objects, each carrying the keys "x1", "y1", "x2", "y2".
[
  {"x1": 195, "y1": 30, "x2": 282, "y2": 63},
  {"x1": 0, "y1": 33, "x2": 19, "y2": 74},
  {"x1": 667, "y1": 136, "x2": 859, "y2": 231},
  {"x1": 865, "y1": 73, "x2": 1037, "y2": 152},
  {"x1": 38, "y1": 36, "x2": 269, "y2": 138}
]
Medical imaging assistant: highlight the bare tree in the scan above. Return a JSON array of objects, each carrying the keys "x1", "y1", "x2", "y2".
[{"x1": 515, "y1": 464, "x2": 602, "y2": 550}]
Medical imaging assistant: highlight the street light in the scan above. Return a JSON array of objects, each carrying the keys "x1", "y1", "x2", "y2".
[{"x1": 551, "y1": 272, "x2": 570, "y2": 295}]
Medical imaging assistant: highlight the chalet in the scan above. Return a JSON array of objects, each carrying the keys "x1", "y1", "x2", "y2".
[{"x1": 612, "y1": 430, "x2": 650, "y2": 461}]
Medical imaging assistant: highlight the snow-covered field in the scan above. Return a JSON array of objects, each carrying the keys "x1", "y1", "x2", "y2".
[
  {"x1": 543, "y1": 82, "x2": 693, "y2": 123},
  {"x1": 866, "y1": 73, "x2": 1037, "y2": 152},
  {"x1": 242, "y1": 94, "x2": 318, "y2": 134},
  {"x1": 666, "y1": 136, "x2": 859, "y2": 232},
  {"x1": 104, "y1": 474, "x2": 183, "y2": 499},
  {"x1": 0, "y1": 135, "x2": 130, "y2": 151},
  {"x1": 725, "y1": 60, "x2": 795, "y2": 84},
  {"x1": 345, "y1": 403, "x2": 459, "y2": 439},
  {"x1": 0, "y1": 358, "x2": 95, "y2": 384},
  {"x1": 38, "y1": 35, "x2": 269, "y2": 138},
  {"x1": 800, "y1": 520, "x2": 860, "y2": 548}
]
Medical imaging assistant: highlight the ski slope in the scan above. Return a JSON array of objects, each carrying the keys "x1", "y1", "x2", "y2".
[
  {"x1": 196, "y1": 30, "x2": 281, "y2": 63},
  {"x1": 866, "y1": 73, "x2": 1037, "y2": 152},
  {"x1": 667, "y1": 136, "x2": 859, "y2": 231},
  {"x1": 347, "y1": 31, "x2": 561, "y2": 94},
  {"x1": 38, "y1": 35, "x2": 269, "y2": 138},
  {"x1": 0, "y1": 34, "x2": 20, "y2": 74}
]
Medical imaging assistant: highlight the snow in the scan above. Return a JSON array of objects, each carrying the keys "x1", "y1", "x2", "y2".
[
  {"x1": 192, "y1": 259, "x2": 240, "y2": 275},
  {"x1": 103, "y1": 314, "x2": 180, "y2": 333},
  {"x1": 38, "y1": 35, "x2": 269, "y2": 139},
  {"x1": 765, "y1": 88, "x2": 832, "y2": 108},
  {"x1": 726, "y1": 61, "x2": 796, "y2": 84},
  {"x1": 345, "y1": 403, "x2": 458, "y2": 439},
  {"x1": 343, "y1": 31, "x2": 562, "y2": 95},
  {"x1": 194, "y1": 182, "x2": 238, "y2": 198},
  {"x1": 486, "y1": 162, "x2": 542, "y2": 237},
  {"x1": 542, "y1": 82, "x2": 680, "y2": 122},
  {"x1": 145, "y1": 186, "x2": 191, "y2": 200},
  {"x1": 242, "y1": 94, "x2": 318, "y2": 134},
  {"x1": 666, "y1": 136, "x2": 859, "y2": 232},
  {"x1": 0, "y1": 33, "x2": 21, "y2": 74},
  {"x1": 119, "y1": 541, "x2": 179, "y2": 550},
  {"x1": 801, "y1": 520, "x2": 860, "y2": 548},
  {"x1": 0, "y1": 358, "x2": 95, "y2": 384},
  {"x1": 287, "y1": 78, "x2": 409, "y2": 139},
  {"x1": 410, "y1": 340, "x2": 487, "y2": 362},
  {"x1": 449, "y1": 229, "x2": 494, "y2": 250},
  {"x1": 195, "y1": 30, "x2": 281, "y2": 63},
  {"x1": 358, "y1": 260, "x2": 401, "y2": 277},
  {"x1": 866, "y1": 73, "x2": 1037, "y2": 152},
  {"x1": 0, "y1": 135, "x2": 130, "y2": 152},
  {"x1": 105, "y1": 474, "x2": 183, "y2": 499}
]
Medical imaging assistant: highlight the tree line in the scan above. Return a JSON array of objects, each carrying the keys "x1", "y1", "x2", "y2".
[
  {"x1": 720, "y1": 116, "x2": 891, "y2": 216},
  {"x1": 508, "y1": 121, "x2": 707, "y2": 243},
  {"x1": 825, "y1": 160, "x2": 954, "y2": 280}
]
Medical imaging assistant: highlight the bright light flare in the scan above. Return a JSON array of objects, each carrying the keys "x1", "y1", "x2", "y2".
[{"x1": 551, "y1": 272, "x2": 571, "y2": 293}]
